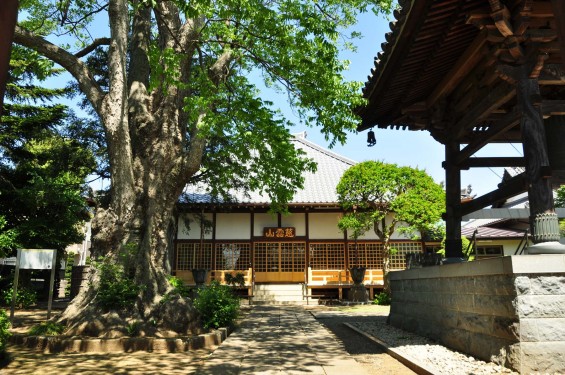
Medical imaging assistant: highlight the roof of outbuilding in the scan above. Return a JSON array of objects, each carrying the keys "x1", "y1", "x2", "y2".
[
  {"x1": 180, "y1": 132, "x2": 356, "y2": 206},
  {"x1": 461, "y1": 225, "x2": 526, "y2": 239}
]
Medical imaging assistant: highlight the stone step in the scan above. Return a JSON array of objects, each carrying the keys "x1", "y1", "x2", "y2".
[
  {"x1": 251, "y1": 283, "x2": 311, "y2": 305},
  {"x1": 253, "y1": 284, "x2": 303, "y2": 292}
]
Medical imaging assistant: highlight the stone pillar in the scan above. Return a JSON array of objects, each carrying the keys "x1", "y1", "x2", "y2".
[{"x1": 516, "y1": 77, "x2": 560, "y2": 243}]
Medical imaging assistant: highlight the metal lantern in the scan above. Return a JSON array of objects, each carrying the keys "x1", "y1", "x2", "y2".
[{"x1": 367, "y1": 129, "x2": 376, "y2": 147}]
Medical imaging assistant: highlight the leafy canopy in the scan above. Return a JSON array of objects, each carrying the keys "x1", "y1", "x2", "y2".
[
  {"x1": 337, "y1": 161, "x2": 445, "y2": 239},
  {"x1": 16, "y1": 0, "x2": 394, "y2": 209}
]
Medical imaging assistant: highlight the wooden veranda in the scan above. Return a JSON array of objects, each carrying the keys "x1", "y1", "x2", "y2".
[{"x1": 359, "y1": 0, "x2": 565, "y2": 257}]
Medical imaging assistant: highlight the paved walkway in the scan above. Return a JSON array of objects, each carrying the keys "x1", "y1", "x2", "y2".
[{"x1": 195, "y1": 305, "x2": 370, "y2": 374}]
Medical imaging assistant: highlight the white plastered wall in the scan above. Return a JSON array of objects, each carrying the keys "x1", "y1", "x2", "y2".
[
  {"x1": 216, "y1": 213, "x2": 251, "y2": 240},
  {"x1": 308, "y1": 212, "x2": 343, "y2": 240},
  {"x1": 281, "y1": 213, "x2": 306, "y2": 236},
  {"x1": 253, "y1": 213, "x2": 278, "y2": 237}
]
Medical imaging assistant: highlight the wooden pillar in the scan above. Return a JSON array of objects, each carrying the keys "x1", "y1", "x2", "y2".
[
  {"x1": 516, "y1": 76, "x2": 560, "y2": 243},
  {"x1": 444, "y1": 140, "x2": 464, "y2": 258}
]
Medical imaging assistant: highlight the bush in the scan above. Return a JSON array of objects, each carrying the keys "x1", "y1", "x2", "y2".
[
  {"x1": 29, "y1": 321, "x2": 65, "y2": 336},
  {"x1": 194, "y1": 280, "x2": 240, "y2": 329},
  {"x1": 373, "y1": 291, "x2": 391, "y2": 306},
  {"x1": 125, "y1": 321, "x2": 141, "y2": 337},
  {"x1": 2, "y1": 286, "x2": 37, "y2": 308},
  {"x1": 160, "y1": 276, "x2": 191, "y2": 304},
  {"x1": 0, "y1": 309, "x2": 11, "y2": 356},
  {"x1": 168, "y1": 276, "x2": 191, "y2": 297},
  {"x1": 94, "y1": 258, "x2": 142, "y2": 311},
  {"x1": 225, "y1": 273, "x2": 245, "y2": 287}
]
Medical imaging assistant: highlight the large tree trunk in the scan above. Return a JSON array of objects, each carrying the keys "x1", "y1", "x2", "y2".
[
  {"x1": 58, "y1": 128, "x2": 203, "y2": 336},
  {"x1": 14, "y1": 0, "x2": 227, "y2": 336}
]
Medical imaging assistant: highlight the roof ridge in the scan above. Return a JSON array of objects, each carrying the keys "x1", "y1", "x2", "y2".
[{"x1": 292, "y1": 134, "x2": 357, "y2": 166}]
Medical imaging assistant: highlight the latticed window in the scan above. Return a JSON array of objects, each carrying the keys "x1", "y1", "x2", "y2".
[
  {"x1": 215, "y1": 243, "x2": 251, "y2": 270},
  {"x1": 176, "y1": 242, "x2": 213, "y2": 270},
  {"x1": 390, "y1": 242, "x2": 423, "y2": 269},
  {"x1": 348, "y1": 242, "x2": 383, "y2": 269},
  {"x1": 309, "y1": 243, "x2": 345, "y2": 270},
  {"x1": 280, "y1": 242, "x2": 305, "y2": 272},
  {"x1": 254, "y1": 242, "x2": 305, "y2": 272}
]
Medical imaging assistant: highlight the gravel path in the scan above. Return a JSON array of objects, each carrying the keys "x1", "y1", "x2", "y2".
[{"x1": 309, "y1": 305, "x2": 518, "y2": 375}]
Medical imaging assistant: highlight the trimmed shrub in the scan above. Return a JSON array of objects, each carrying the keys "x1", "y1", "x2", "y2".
[{"x1": 194, "y1": 280, "x2": 240, "y2": 329}]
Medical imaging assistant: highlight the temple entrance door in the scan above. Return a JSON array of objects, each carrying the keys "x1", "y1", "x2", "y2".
[{"x1": 254, "y1": 242, "x2": 305, "y2": 282}]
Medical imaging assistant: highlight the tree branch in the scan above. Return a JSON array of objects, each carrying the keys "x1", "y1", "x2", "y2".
[
  {"x1": 74, "y1": 37, "x2": 111, "y2": 58},
  {"x1": 13, "y1": 26, "x2": 105, "y2": 114}
]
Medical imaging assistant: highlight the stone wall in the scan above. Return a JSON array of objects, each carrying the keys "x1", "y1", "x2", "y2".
[{"x1": 388, "y1": 255, "x2": 565, "y2": 373}]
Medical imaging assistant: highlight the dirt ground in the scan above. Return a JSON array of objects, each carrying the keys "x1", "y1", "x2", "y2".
[{"x1": 1, "y1": 304, "x2": 415, "y2": 374}]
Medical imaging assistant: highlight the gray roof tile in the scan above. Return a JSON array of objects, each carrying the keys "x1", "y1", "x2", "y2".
[{"x1": 181, "y1": 133, "x2": 356, "y2": 205}]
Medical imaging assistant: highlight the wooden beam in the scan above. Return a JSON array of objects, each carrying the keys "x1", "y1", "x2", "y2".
[
  {"x1": 491, "y1": 5, "x2": 513, "y2": 37},
  {"x1": 551, "y1": 0, "x2": 565, "y2": 65},
  {"x1": 538, "y1": 64, "x2": 565, "y2": 84},
  {"x1": 458, "y1": 157, "x2": 525, "y2": 169},
  {"x1": 542, "y1": 100, "x2": 565, "y2": 115},
  {"x1": 427, "y1": 30, "x2": 488, "y2": 108},
  {"x1": 456, "y1": 108, "x2": 521, "y2": 164},
  {"x1": 460, "y1": 173, "x2": 528, "y2": 216},
  {"x1": 453, "y1": 81, "x2": 515, "y2": 139}
]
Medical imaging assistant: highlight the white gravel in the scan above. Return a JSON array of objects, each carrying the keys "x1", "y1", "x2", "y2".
[{"x1": 348, "y1": 320, "x2": 518, "y2": 375}]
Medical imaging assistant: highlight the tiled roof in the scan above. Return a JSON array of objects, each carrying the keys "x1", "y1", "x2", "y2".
[
  {"x1": 462, "y1": 225, "x2": 526, "y2": 239},
  {"x1": 181, "y1": 132, "x2": 356, "y2": 206}
]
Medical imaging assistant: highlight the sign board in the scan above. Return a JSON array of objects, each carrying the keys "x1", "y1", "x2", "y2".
[
  {"x1": 19, "y1": 249, "x2": 55, "y2": 270},
  {"x1": 10, "y1": 249, "x2": 57, "y2": 321},
  {"x1": 263, "y1": 227, "x2": 296, "y2": 238}
]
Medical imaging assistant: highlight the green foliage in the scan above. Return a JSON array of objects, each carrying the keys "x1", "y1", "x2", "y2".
[
  {"x1": 225, "y1": 273, "x2": 245, "y2": 287},
  {"x1": 18, "y1": 0, "x2": 395, "y2": 213},
  {"x1": 337, "y1": 161, "x2": 445, "y2": 238},
  {"x1": 161, "y1": 276, "x2": 191, "y2": 303},
  {"x1": 0, "y1": 309, "x2": 11, "y2": 355},
  {"x1": 556, "y1": 186, "x2": 565, "y2": 208},
  {"x1": 0, "y1": 216, "x2": 18, "y2": 258},
  {"x1": 28, "y1": 321, "x2": 64, "y2": 336},
  {"x1": 1, "y1": 46, "x2": 97, "y2": 253},
  {"x1": 437, "y1": 236, "x2": 473, "y2": 260},
  {"x1": 423, "y1": 222, "x2": 446, "y2": 242},
  {"x1": 125, "y1": 321, "x2": 141, "y2": 337},
  {"x1": 560, "y1": 219, "x2": 565, "y2": 238},
  {"x1": 2, "y1": 286, "x2": 37, "y2": 309},
  {"x1": 372, "y1": 291, "x2": 391, "y2": 306},
  {"x1": 94, "y1": 247, "x2": 143, "y2": 311},
  {"x1": 63, "y1": 253, "x2": 75, "y2": 298},
  {"x1": 194, "y1": 280, "x2": 240, "y2": 330}
]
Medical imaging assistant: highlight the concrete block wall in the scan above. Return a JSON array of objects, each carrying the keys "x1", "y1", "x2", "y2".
[
  {"x1": 514, "y1": 275, "x2": 565, "y2": 374},
  {"x1": 388, "y1": 255, "x2": 565, "y2": 373}
]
